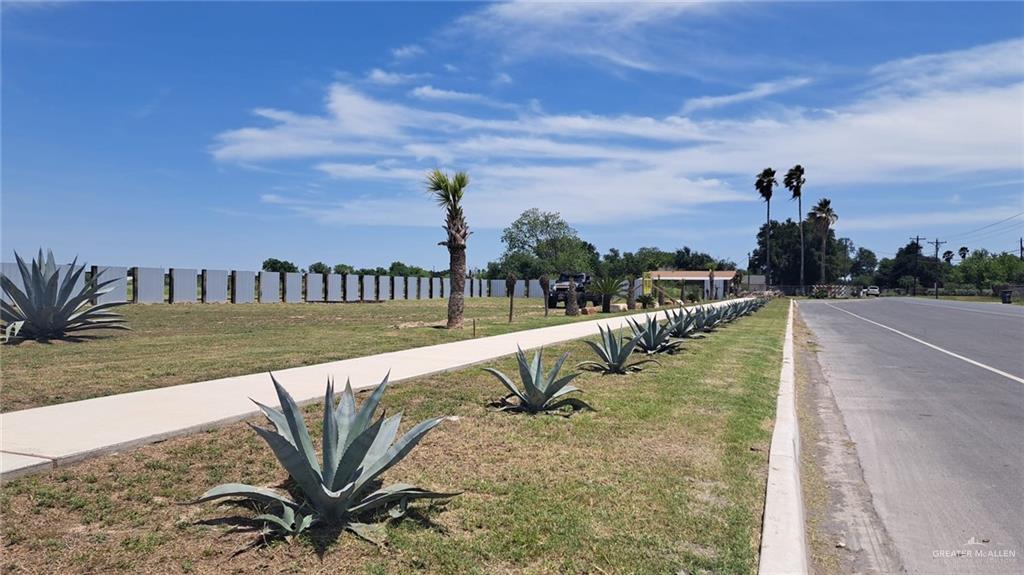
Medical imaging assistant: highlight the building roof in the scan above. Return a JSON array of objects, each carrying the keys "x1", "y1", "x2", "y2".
[{"x1": 651, "y1": 270, "x2": 737, "y2": 281}]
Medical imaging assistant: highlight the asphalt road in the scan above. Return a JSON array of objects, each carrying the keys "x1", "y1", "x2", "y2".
[{"x1": 799, "y1": 297, "x2": 1023, "y2": 575}]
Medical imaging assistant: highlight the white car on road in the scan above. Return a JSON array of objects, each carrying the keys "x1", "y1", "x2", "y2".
[{"x1": 865, "y1": 286, "x2": 880, "y2": 297}]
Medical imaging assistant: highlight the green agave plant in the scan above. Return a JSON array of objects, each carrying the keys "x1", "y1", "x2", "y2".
[
  {"x1": 483, "y1": 347, "x2": 592, "y2": 414},
  {"x1": 627, "y1": 315, "x2": 683, "y2": 355},
  {"x1": 1, "y1": 250, "x2": 129, "y2": 341},
  {"x1": 664, "y1": 307, "x2": 697, "y2": 339},
  {"x1": 197, "y1": 374, "x2": 457, "y2": 543},
  {"x1": 577, "y1": 324, "x2": 660, "y2": 374}
]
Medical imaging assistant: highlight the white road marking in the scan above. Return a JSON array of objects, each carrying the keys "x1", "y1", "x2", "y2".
[
  {"x1": 894, "y1": 297, "x2": 1024, "y2": 319},
  {"x1": 822, "y1": 302, "x2": 1024, "y2": 385}
]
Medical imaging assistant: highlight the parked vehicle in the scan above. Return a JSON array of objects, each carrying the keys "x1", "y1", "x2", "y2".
[
  {"x1": 548, "y1": 272, "x2": 601, "y2": 308},
  {"x1": 865, "y1": 285, "x2": 880, "y2": 297}
]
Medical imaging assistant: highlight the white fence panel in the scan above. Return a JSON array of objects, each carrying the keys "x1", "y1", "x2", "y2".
[
  {"x1": 490, "y1": 279, "x2": 505, "y2": 297},
  {"x1": 417, "y1": 277, "x2": 429, "y2": 299},
  {"x1": 528, "y1": 279, "x2": 541, "y2": 299},
  {"x1": 378, "y1": 276, "x2": 392, "y2": 300},
  {"x1": 326, "y1": 274, "x2": 343, "y2": 302},
  {"x1": 431, "y1": 278, "x2": 442, "y2": 299},
  {"x1": 283, "y1": 272, "x2": 303, "y2": 303},
  {"x1": 393, "y1": 276, "x2": 406, "y2": 300},
  {"x1": 306, "y1": 273, "x2": 325, "y2": 302},
  {"x1": 345, "y1": 274, "x2": 360, "y2": 302},
  {"x1": 94, "y1": 266, "x2": 129, "y2": 304},
  {"x1": 232, "y1": 271, "x2": 256, "y2": 303},
  {"x1": 513, "y1": 280, "x2": 526, "y2": 298},
  {"x1": 169, "y1": 268, "x2": 197, "y2": 303},
  {"x1": 201, "y1": 269, "x2": 229, "y2": 303},
  {"x1": 441, "y1": 278, "x2": 450, "y2": 298},
  {"x1": 259, "y1": 271, "x2": 280, "y2": 303},
  {"x1": 362, "y1": 275, "x2": 376, "y2": 301}
]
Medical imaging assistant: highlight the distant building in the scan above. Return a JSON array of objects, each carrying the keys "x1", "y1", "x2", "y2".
[
  {"x1": 744, "y1": 274, "x2": 766, "y2": 292},
  {"x1": 651, "y1": 269, "x2": 737, "y2": 299}
]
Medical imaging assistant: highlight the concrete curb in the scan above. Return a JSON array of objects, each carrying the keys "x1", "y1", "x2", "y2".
[
  {"x1": 1, "y1": 298, "x2": 751, "y2": 481},
  {"x1": 758, "y1": 299, "x2": 809, "y2": 574}
]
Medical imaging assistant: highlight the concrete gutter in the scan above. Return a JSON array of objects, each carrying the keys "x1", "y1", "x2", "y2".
[
  {"x1": 758, "y1": 299, "x2": 809, "y2": 574},
  {"x1": 1, "y1": 298, "x2": 750, "y2": 481}
]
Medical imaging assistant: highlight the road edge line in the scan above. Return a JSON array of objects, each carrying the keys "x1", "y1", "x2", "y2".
[{"x1": 759, "y1": 299, "x2": 809, "y2": 575}]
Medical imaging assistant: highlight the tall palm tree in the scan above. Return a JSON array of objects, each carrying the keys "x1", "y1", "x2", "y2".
[
  {"x1": 942, "y1": 250, "x2": 954, "y2": 264},
  {"x1": 427, "y1": 169, "x2": 470, "y2": 329},
  {"x1": 755, "y1": 168, "x2": 778, "y2": 285},
  {"x1": 958, "y1": 246, "x2": 969, "y2": 261},
  {"x1": 784, "y1": 165, "x2": 806, "y2": 293},
  {"x1": 808, "y1": 198, "x2": 838, "y2": 283}
]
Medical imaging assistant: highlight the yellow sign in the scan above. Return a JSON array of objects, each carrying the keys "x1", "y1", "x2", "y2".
[{"x1": 642, "y1": 272, "x2": 652, "y2": 295}]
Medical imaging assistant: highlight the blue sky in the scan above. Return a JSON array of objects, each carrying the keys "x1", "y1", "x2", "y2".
[{"x1": 3, "y1": 1, "x2": 1022, "y2": 271}]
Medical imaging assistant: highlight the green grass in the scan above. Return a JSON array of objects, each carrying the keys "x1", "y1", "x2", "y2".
[
  {"x1": 0, "y1": 300, "x2": 788, "y2": 574},
  {"x1": 1, "y1": 298, "x2": 635, "y2": 412}
]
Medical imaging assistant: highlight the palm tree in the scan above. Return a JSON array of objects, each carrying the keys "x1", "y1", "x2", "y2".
[
  {"x1": 942, "y1": 250, "x2": 954, "y2": 264},
  {"x1": 958, "y1": 246, "x2": 969, "y2": 261},
  {"x1": 755, "y1": 168, "x2": 777, "y2": 286},
  {"x1": 784, "y1": 165, "x2": 806, "y2": 294},
  {"x1": 427, "y1": 169, "x2": 471, "y2": 329},
  {"x1": 808, "y1": 198, "x2": 838, "y2": 283}
]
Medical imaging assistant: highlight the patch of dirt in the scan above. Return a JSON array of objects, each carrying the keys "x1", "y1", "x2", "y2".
[{"x1": 794, "y1": 307, "x2": 905, "y2": 574}]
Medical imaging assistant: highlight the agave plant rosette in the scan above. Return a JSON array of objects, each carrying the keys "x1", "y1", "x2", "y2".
[
  {"x1": 483, "y1": 346, "x2": 592, "y2": 414},
  {"x1": 1, "y1": 250, "x2": 129, "y2": 341},
  {"x1": 577, "y1": 324, "x2": 660, "y2": 374},
  {"x1": 664, "y1": 307, "x2": 697, "y2": 339},
  {"x1": 197, "y1": 374, "x2": 457, "y2": 542},
  {"x1": 627, "y1": 315, "x2": 683, "y2": 355}
]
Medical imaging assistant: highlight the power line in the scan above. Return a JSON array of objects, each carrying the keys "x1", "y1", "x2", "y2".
[{"x1": 945, "y1": 211, "x2": 1024, "y2": 241}]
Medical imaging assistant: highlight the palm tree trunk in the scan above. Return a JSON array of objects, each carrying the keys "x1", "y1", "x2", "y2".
[
  {"x1": 820, "y1": 230, "x2": 827, "y2": 284},
  {"x1": 765, "y1": 201, "x2": 772, "y2": 286},
  {"x1": 447, "y1": 246, "x2": 466, "y2": 329},
  {"x1": 565, "y1": 281, "x2": 580, "y2": 316},
  {"x1": 798, "y1": 197, "x2": 804, "y2": 294}
]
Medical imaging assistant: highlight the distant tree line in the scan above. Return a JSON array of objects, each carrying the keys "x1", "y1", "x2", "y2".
[
  {"x1": 262, "y1": 258, "x2": 440, "y2": 277},
  {"x1": 481, "y1": 208, "x2": 735, "y2": 279}
]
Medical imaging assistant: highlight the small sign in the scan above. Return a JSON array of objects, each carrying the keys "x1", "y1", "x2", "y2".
[{"x1": 642, "y1": 272, "x2": 652, "y2": 295}]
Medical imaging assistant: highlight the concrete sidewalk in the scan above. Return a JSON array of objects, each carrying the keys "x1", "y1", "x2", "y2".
[{"x1": 1, "y1": 299, "x2": 747, "y2": 480}]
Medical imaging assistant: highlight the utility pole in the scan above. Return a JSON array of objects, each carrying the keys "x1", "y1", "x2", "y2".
[
  {"x1": 910, "y1": 236, "x2": 925, "y2": 297},
  {"x1": 928, "y1": 238, "x2": 946, "y2": 300},
  {"x1": 1019, "y1": 237, "x2": 1023, "y2": 261}
]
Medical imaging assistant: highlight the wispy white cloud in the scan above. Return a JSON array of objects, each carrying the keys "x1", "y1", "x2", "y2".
[
  {"x1": 211, "y1": 39, "x2": 1024, "y2": 228},
  {"x1": 391, "y1": 44, "x2": 424, "y2": 59},
  {"x1": 365, "y1": 68, "x2": 429, "y2": 85},
  {"x1": 453, "y1": 1, "x2": 719, "y2": 74},
  {"x1": 681, "y1": 77, "x2": 812, "y2": 114},
  {"x1": 870, "y1": 37, "x2": 1024, "y2": 92},
  {"x1": 494, "y1": 72, "x2": 513, "y2": 85},
  {"x1": 409, "y1": 85, "x2": 487, "y2": 103}
]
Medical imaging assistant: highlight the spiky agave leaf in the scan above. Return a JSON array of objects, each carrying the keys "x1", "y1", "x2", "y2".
[
  {"x1": 483, "y1": 346, "x2": 591, "y2": 414},
  {"x1": 1, "y1": 250, "x2": 128, "y2": 340},
  {"x1": 577, "y1": 324, "x2": 660, "y2": 374},
  {"x1": 664, "y1": 307, "x2": 697, "y2": 339},
  {"x1": 627, "y1": 316, "x2": 683, "y2": 355},
  {"x1": 199, "y1": 373, "x2": 457, "y2": 543}
]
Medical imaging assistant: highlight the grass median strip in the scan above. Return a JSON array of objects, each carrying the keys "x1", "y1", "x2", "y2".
[
  {"x1": 0, "y1": 300, "x2": 787, "y2": 574},
  {"x1": 0, "y1": 298, "x2": 635, "y2": 412}
]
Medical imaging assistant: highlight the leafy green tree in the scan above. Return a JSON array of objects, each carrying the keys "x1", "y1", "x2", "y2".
[
  {"x1": 262, "y1": 258, "x2": 298, "y2": 273},
  {"x1": 850, "y1": 248, "x2": 878, "y2": 278},
  {"x1": 500, "y1": 208, "x2": 577, "y2": 255},
  {"x1": 308, "y1": 262, "x2": 330, "y2": 274},
  {"x1": 333, "y1": 263, "x2": 354, "y2": 275},
  {"x1": 388, "y1": 261, "x2": 430, "y2": 277}
]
